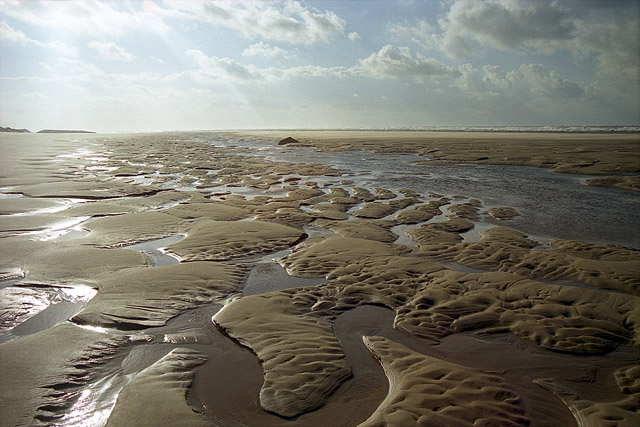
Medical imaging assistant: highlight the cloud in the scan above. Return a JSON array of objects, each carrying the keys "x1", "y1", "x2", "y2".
[
  {"x1": 186, "y1": 45, "x2": 459, "y2": 84},
  {"x1": 359, "y1": 45, "x2": 460, "y2": 81},
  {"x1": 348, "y1": 31, "x2": 360, "y2": 41},
  {"x1": 455, "y1": 63, "x2": 585, "y2": 102},
  {"x1": 284, "y1": 65, "x2": 350, "y2": 79},
  {"x1": 242, "y1": 41, "x2": 294, "y2": 59},
  {"x1": 390, "y1": 1, "x2": 638, "y2": 86},
  {"x1": 0, "y1": 20, "x2": 78, "y2": 57},
  {"x1": 19, "y1": 92, "x2": 49, "y2": 100},
  {"x1": 170, "y1": 0, "x2": 346, "y2": 45},
  {"x1": 570, "y1": 4, "x2": 640, "y2": 85},
  {"x1": 436, "y1": 0, "x2": 575, "y2": 56},
  {"x1": 186, "y1": 49, "x2": 269, "y2": 82},
  {"x1": 387, "y1": 19, "x2": 435, "y2": 49},
  {"x1": 1, "y1": 0, "x2": 169, "y2": 36},
  {"x1": 0, "y1": 20, "x2": 29, "y2": 43},
  {"x1": 88, "y1": 41, "x2": 135, "y2": 61}
]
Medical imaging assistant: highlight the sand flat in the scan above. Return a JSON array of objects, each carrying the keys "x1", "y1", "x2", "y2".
[{"x1": 1, "y1": 130, "x2": 638, "y2": 426}]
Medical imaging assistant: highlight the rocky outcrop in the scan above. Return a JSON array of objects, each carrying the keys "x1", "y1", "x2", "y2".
[{"x1": 278, "y1": 136, "x2": 300, "y2": 145}]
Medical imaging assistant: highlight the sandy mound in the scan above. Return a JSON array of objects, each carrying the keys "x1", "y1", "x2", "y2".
[
  {"x1": 407, "y1": 216, "x2": 474, "y2": 247},
  {"x1": 395, "y1": 270, "x2": 640, "y2": 354},
  {"x1": 254, "y1": 207, "x2": 316, "y2": 228},
  {"x1": 448, "y1": 200, "x2": 482, "y2": 219},
  {"x1": 82, "y1": 211, "x2": 185, "y2": 248},
  {"x1": 166, "y1": 220, "x2": 305, "y2": 261},
  {"x1": 416, "y1": 226, "x2": 640, "y2": 295},
  {"x1": 163, "y1": 202, "x2": 250, "y2": 221},
  {"x1": 314, "y1": 219, "x2": 396, "y2": 242},
  {"x1": 106, "y1": 348, "x2": 207, "y2": 427},
  {"x1": 394, "y1": 199, "x2": 449, "y2": 224},
  {"x1": 308, "y1": 204, "x2": 350, "y2": 220},
  {"x1": 360, "y1": 335, "x2": 528, "y2": 426},
  {"x1": 586, "y1": 175, "x2": 640, "y2": 192},
  {"x1": 280, "y1": 236, "x2": 412, "y2": 278},
  {"x1": 352, "y1": 198, "x2": 419, "y2": 219},
  {"x1": 213, "y1": 294, "x2": 351, "y2": 418},
  {"x1": 486, "y1": 206, "x2": 520, "y2": 220},
  {"x1": 72, "y1": 262, "x2": 245, "y2": 329},
  {"x1": 536, "y1": 371, "x2": 640, "y2": 426},
  {"x1": 0, "y1": 238, "x2": 147, "y2": 285},
  {"x1": 10, "y1": 179, "x2": 163, "y2": 199},
  {"x1": 352, "y1": 202, "x2": 399, "y2": 219},
  {"x1": 0, "y1": 197, "x2": 66, "y2": 215}
]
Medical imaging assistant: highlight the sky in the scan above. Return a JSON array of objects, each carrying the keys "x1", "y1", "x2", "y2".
[{"x1": 0, "y1": 0, "x2": 639, "y2": 132}]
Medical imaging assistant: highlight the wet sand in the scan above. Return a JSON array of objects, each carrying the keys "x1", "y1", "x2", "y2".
[{"x1": 0, "y1": 131, "x2": 639, "y2": 426}]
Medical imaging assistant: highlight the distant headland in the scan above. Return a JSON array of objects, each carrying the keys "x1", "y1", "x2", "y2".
[
  {"x1": 0, "y1": 126, "x2": 95, "y2": 134},
  {"x1": 0, "y1": 126, "x2": 30, "y2": 133},
  {"x1": 37, "y1": 129, "x2": 96, "y2": 134}
]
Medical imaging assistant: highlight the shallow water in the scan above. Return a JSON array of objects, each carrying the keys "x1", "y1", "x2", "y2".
[
  {"x1": 207, "y1": 135, "x2": 639, "y2": 248},
  {"x1": 0, "y1": 284, "x2": 96, "y2": 344},
  {"x1": 122, "y1": 235, "x2": 184, "y2": 266}
]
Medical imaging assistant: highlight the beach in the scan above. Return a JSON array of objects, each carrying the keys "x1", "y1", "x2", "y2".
[{"x1": 1, "y1": 130, "x2": 639, "y2": 426}]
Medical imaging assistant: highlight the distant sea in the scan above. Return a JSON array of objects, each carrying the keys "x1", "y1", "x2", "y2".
[{"x1": 268, "y1": 126, "x2": 640, "y2": 133}]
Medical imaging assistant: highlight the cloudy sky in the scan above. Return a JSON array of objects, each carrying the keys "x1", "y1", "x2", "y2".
[{"x1": 1, "y1": 0, "x2": 638, "y2": 132}]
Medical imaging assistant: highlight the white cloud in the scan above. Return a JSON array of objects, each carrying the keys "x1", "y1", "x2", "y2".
[
  {"x1": 359, "y1": 45, "x2": 460, "y2": 81},
  {"x1": 186, "y1": 49, "x2": 269, "y2": 81},
  {"x1": 242, "y1": 41, "x2": 294, "y2": 59},
  {"x1": 436, "y1": 0, "x2": 575, "y2": 56},
  {"x1": 391, "y1": 1, "x2": 638, "y2": 86},
  {"x1": 455, "y1": 63, "x2": 585, "y2": 103},
  {"x1": 0, "y1": 20, "x2": 78, "y2": 57},
  {"x1": 187, "y1": 49, "x2": 356, "y2": 82},
  {"x1": 284, "y1": 64, "x2": 350, "y2": 79},
  {"x1": 570, "y1": 5, "x2": 639, "y2": 85},
  {"x1": 0, "y1": 20, "x2": 29, "y2": 43},
  {"x1": 187, "y1": 45, "x2": 459, "y2": 84},
  {"x1": 19, "y1": 92, "x2": 49, "y2": 100},
  {"x1": 88, "y1": 41, "x2": 135, "y2": 61},
  {"x1": 348, "y1": 31, "x2": 360, "y2": 41},
  {"x1": 1, "y1": 0, "x2": 169, "y2": 35},
  {"x1": 387, "y1": 19, "x2": 434, "y2": 49},
  {"x1": 169, "y1": 0, "x2": 346, "y2": 45}
]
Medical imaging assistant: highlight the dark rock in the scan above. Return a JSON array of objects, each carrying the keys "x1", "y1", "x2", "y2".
[{"x1": 278, "y1": 136, "x2": 300, "y2": 145}]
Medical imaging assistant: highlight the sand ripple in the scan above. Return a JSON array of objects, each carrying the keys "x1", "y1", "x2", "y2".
[{"x1": 360, "y1": 335, "x2": 528, "y2": 426}]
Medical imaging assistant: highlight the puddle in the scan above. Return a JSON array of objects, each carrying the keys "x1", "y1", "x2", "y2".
[
  {"x1": 0, "y1": 191, "x2": 23, "y2": 199},
  {"x1": 0, "y1": 284, "x2": 97, "y2": 343},
  {"x1": 390, "y1": 224, "x2": 419, "y2": 250},
  {"x1": 242, "y1": 261, "x2": 326, "y2": 296},
  {"x1": 122, "y1": 235, "x2": 185, "y2": 266},
  {"x1": 28, "y1": 216, "x2": 92, "y2": 241}
]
